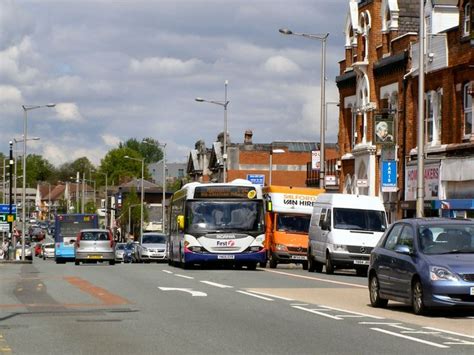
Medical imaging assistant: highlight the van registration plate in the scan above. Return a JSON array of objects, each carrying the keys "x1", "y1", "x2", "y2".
[
  {"x1": 470, "y1": 287, "x2": 474, "y2": 296},
  {"x1": 218, "y1": 255, "x2": 235, "y2": 260},
  {"x1": 353, "y1": 260, "x2": 369, "y2": 266}
]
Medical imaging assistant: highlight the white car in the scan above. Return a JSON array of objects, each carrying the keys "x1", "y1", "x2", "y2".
[
  {"x1": 42, "y1": 243, "x2": 55, "y2": 259},
  {"x1": 137, "y1": 233, "x2": 167, "y2": 263},
  {"x1": 15, "y1": 245, "x2": 32, "y2": 260}
]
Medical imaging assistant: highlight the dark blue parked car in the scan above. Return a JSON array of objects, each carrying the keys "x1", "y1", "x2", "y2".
[{"x1": 368, "y1": 218, "x2": 474, "y2": 315}]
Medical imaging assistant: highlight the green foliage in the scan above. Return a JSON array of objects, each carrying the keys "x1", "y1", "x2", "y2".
[
  {"x1": 121, "y1": 137, "x2": 163, "y2": 164},
  {"x1": 23, "y1": 154, "x2": 56, "y2": 187},
  {"x1": 98, "y1": 147, "x2": 150, "y2": 186},
  {"x1": 84, "y1": 201, "x2": 96, "y2": 214},
  {"x1": 121, "y1": 187, "x2": 148, "y2": 237},
  {"x1": 57, "y1": 157, "x2": 95, "y2": 183}
]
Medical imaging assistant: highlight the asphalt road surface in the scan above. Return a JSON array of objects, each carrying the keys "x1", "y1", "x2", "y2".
[{"x1": 1, "y1": 260, "x2": 473, "y2": 354}]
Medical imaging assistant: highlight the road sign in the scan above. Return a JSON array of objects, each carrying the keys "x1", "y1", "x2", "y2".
[
  {"x1": 382, "y1": 160, "x2": 398, "y2": 192},
  {"x1": 247, "y1": 174, "x2": 265, "y2": 186},
  {"x1": 0, "y1": 223, "x2": 9, "y2": 232},
  {"x1": 0, "y1": 204, "x2": 17, "y2": 214},
  {"x1": 311, "y1": 151, "x2": 320, "y2": 170}
]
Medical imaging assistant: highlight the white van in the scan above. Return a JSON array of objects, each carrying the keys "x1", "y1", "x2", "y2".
[{"x1": 307, "y1": 193, "x2": 387, "y2": 276}]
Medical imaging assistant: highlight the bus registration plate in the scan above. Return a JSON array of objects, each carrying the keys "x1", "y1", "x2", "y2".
[{"x1": 217, "y1": 255, "x2": 235, "y2": 260}]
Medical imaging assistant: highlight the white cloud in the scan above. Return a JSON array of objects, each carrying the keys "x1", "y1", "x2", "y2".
[
  {"x1": 0, "y1": 85, "x2": 23, "y2": 113},
  {"x1": 263, "y1": 56, "x2": 300, "y2": 75},
  {"x1": 130, "y1": 56, "x2": 202, "y2": 76},
  {"x1": 0, "y1": 37, "x2": 39, "y2": 83},
  {"x1": 101, "y1": 134, "x2": 121, "y2": 147},
  {"x1": 54, "y1": 103, "x2": 83, "y2": 122}
]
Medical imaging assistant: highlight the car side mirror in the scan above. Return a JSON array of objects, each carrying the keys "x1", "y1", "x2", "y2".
[
  {"x1": 394, "y1": 244, "x2": 413, "y2": 255},
  {"x1": 177, "y1": 215, "x2": 185, "y2": 231}
]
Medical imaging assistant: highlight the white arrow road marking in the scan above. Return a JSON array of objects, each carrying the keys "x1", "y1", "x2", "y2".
[
  {"x1": 158, "y1": 287, "x2": 207, "y2": 297},
  {"x1": 424, "y1": 327, "x2": 474, "y2": 339},
  {"x1": 200, "y1": 281, "x2": 233, "y2": 288}
]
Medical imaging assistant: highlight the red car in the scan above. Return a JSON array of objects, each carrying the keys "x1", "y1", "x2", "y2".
[{"x1": 34, "y1": 243, "x2": 42, "y2": 257}]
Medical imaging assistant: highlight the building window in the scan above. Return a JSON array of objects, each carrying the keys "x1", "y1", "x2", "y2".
[
  {"x1": 425, "y1": 89, "x2": 442, "y2": 145},
  {"x1": 178, "y1": 169, "x2": 184, "y2": 178},
  {"x1": 464, "y1": 3, "x2": 471, "y2": 37},
  {"x1": 464, "y1": 83, "x2": 473, "y2": 138}
]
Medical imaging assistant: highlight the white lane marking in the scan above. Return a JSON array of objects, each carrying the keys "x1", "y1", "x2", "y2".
[
  {"x1": 292, "y1": 305, "x2": 343, "y2": 320},
  {"x1": 158, "y1": 287, "x2": 207, "y2": 297},
  {"x1": 291, "y1": 303, "x2": 309, "y2": 306},
  {"x1": 319, "y1": 305, "x2": 385, "y2": 319},
  {"x1": 246, "y1": 290, "x2": 294, "y2": 301},
  {"x1": 387, "y1": 324, "x2": 415, "y2": 331},
  {"x1": 175, "y1": 274, "x2": 194, "y2": 280},
  {"x1": 236, "y1": 290, "x2": 274, "y2": 301},
  {"x1": 371, "y1": 328, "x2": 449, "y2": 349},
  {"x1": 200, "y1": 281, "x2": 233, "y2": 289},
  {"x1": 424, "y1": 327, "x2": 474, "y2": 340},
  {"x1": 162, "y1": 270, "x2": 173, "y2": 274},
  {"x1": 264, "y1": 269, "x2": 366, "y2": 288},
  {"x1": 359, "y1": 322, "x2": 413, "y2": 330}
]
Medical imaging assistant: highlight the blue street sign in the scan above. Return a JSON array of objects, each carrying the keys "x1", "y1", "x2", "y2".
[
  {"x1": 0, "y1": 204, "x2": 17, "y2": 214},
  {"x1": 381, "y1": 160, "x2": 397, "y2": 192},
  {"x1": 247, "y1": 174, "x2": 265, "y2": 186}
]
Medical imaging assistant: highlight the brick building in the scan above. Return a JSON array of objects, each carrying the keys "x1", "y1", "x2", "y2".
[
  {"x1": 187, "y1": 130, "x2": 338, "y2": 188},
  {"x1": 336, "y1": 0, "x2": 474, "y2": 221}
]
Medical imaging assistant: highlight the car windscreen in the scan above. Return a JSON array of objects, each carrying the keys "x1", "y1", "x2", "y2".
[
  {"x1": 186, "y1": 200, "x2": 264, "y2": 234},
  {"x1": 81, "y1": 231, "x2": 110, "y2": 241},
  {"x1": 276, "y1": 214, "x2": 311, "y2": 233},
  {"x1": 418, "y1": 224, "x2": 474, "y2": 254},
  {"x1": 333, "y1": 208, "x2": 386, "y2": 232},
  {"x1": 116, "y1": 244, "x2": 125, "y2": 250},
  {"x1": 142, "y1": 234, "x2": 167, "y2": 244}
]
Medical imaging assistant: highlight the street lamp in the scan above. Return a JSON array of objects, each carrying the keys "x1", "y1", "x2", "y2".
[
  {"x1": 21, "y1": 103, "x2": 55, "y2": 260},
  {"x1": 142, "y1": 140, "x2": 167, "y2": 233},
  {"x1": 269, "y1": 149, "x2": 285, "y2": 186},
  {"x1": 195, "y1": 80, "x2": 230, "y2": 182},
  {"x1": 416, "y1": 0, "x2": 425, "y2": 218},
  {"x1": 124, "y1": 155, "x2": 145, "y2": 239},
  {"x1": 279, "y1": 28, "x2": 329, "y2": 188},
  {"x1": 93, "y1": 170, "x2": 108, "y2": 229}
]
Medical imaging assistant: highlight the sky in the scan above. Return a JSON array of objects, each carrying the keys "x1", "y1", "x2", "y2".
[{"x1": 1, "y1": 0, "x2": 348, "y2": 166}]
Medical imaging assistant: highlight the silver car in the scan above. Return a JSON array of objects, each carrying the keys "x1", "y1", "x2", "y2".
[
  {"x1": 137, "y1": 233, "x2": 167, "y2": 263},
  {"x1": 115, "y1": 243, "x2": 126, "y2": 262},
  {"x1": 42, "y1": 243, "x2": 55, "y2": 259},
  {"x1": 74, "y1": 229, "x2": 115, "y2": 265}
]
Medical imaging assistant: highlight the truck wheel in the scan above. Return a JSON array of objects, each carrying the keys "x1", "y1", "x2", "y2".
[
  {"x1": 308, "y1": 250, "x2": 315, "y2": 272},
  {"x1": 325, "y1": 252, "x2": 334, "y2": 274},
  {"x1": 302, "y1": 261, "x2": 308, "y2": 270},
  {"x1": 269, "y1": 253, "x2": 277, "y2": 269}
]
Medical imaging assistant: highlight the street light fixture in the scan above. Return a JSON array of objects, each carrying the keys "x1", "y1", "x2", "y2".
[
  {"x1": 279, "y1": 28, "x2": 329, "y2": 188},
  {"x1": 20, "y1": 103, "x2": 55, "y2": 260},
  {"x1": 124, "y1": 155, "x2": 145, "y2": 239},
  {"x1": 195, "y1": 80, "x2": 230, "y2": 182},
  {"x1": 269, "y1": 149, "x2": 285, "y2": 186},
  {"x1": 142, "y1": 140, "x2": 167, "y2": 233}
]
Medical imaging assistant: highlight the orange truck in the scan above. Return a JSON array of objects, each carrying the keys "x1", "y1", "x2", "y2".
[{"x1": 262, "y1": 185, "x2": 324, "y2": 269}]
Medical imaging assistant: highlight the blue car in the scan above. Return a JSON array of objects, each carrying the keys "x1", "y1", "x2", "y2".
[{"x1": 368, "y1": 218, "x2": 474, "y2": 315}]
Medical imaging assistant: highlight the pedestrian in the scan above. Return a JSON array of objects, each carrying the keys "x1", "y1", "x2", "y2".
[{"x1": 1, "y1": 239, "x2": 9, "y2": 260}]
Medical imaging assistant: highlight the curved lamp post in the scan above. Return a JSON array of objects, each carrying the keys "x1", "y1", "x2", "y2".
[
  {"x1": 279, "y1": 28, "x2": 329, "y2": 188},
  {"x1": 195, "y1": 80, "x2": 229, "y2": 182},
  {"x1": 21, "y1": 104, "x2": 55, "y2": 260}
]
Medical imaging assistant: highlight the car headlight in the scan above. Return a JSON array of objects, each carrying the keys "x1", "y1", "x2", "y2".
[
  {"x1": 333, "y1": 244, "x2": 348, "y2": 252},
  {"x1": 142, "y1": 247, "x2": 148, "y2": 252},
  {"x1": 430, "y1": 266, "x2": 459, "y2": 282},
  {"x1": 275, "y1": 244, "x2": 288, "y2": 251}
]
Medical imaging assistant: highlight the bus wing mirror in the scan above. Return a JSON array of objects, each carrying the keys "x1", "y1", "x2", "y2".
[{"x1": 177, "y1": 215, "x2": 185, "y2": 231}]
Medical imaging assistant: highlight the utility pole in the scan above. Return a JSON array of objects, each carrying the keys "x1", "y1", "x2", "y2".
[{"x1": 9, "y1": 141, "x2": 14, "y2": 252}]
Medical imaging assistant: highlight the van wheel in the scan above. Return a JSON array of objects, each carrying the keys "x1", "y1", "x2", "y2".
[
  {"x1": 325, "y1": 252, "x2": 334, "y2": 274},
  {"x1": 307, "y1": 251, "x2": 315, "y2": 272}
]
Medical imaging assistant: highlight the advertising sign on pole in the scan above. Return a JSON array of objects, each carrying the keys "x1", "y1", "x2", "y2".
[
  {"x1": 381, "y1": 160, "x2": 398, "y2": 192},
  {"x1": 247, "y1": 174, "x2": 265, "y2": 186},
  {"x1": 311, "y1": 150, "x2": 320, "y2": 170}
]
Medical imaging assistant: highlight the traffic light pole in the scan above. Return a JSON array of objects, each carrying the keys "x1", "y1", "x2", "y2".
[{"x1": 8, "y1": 141, "x2": 14, "y2": 258}]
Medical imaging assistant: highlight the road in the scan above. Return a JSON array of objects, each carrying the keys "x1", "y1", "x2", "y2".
[{"x1": 0, "y1": 260, "x2": 473, "y2": 354}]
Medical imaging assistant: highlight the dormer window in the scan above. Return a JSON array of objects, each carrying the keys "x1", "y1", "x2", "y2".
[{"x1": 464, "y1": 2, "x2": 471, "y2": 37}]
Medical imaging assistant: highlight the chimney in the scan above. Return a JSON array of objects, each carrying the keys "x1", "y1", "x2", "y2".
[{"x1": 244, "y1": 129, "x2": 253, "y2": 144}]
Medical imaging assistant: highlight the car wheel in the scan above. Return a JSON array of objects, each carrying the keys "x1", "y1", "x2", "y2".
[
  {"x1": 325, "y1": 252, "x2": 334, "y2": 274},
  {"x1": 109, "y1": 260, "x2": 115, "y2": 266},
  {"x1": 247, "y1": 263, "x2": 257, "y2": 271},
  {"x1": 412, "y1": 279, "x2": 427, "y2": 315},
  {"x1": 75, "y1": 260, "x2": 80, "y2": 266},
  {"x1": 369, "y1": 274, "x2": 388, "y2": 308},
  {"x1": 259, "y1": 261, "x2": 267, "y2": 268}
]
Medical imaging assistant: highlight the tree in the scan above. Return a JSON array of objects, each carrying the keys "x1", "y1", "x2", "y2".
[
  {"x1": 20, "y1": 154, "x2": 56, "y2": 187},
  {"x1": 98, "y1": 147, "x2": 151, "y2": 187},
  {"x1": 57, "y1": 157, "x2": 95, "y2": 183},
  {"x1": 120, "y1": 137, "x2": 163, "y2": 164},
  {"x1": 120, "y1": 187, "x2": 148, "y2": 238}
]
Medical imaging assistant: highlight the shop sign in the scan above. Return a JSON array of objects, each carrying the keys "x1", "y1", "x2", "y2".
[{"x1": 405, "y1": 162, "x2": 440, "y2": 201}]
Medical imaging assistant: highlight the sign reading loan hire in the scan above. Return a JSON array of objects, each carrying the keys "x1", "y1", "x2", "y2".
[{"x1": 381, "y1": 160, "x2": 397, "y2": 192}]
